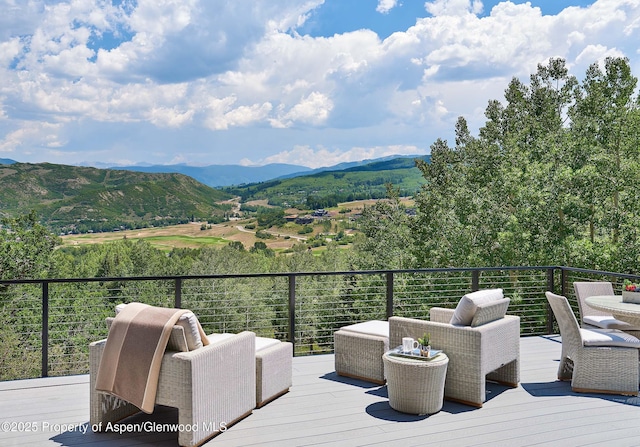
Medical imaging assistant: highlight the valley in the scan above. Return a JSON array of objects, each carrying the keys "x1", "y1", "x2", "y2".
[{"x1": 60, "y1": 197, "x2": 414, "y2": 252}]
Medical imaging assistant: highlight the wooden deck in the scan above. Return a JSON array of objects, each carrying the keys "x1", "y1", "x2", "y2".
[{"x1": 2, "y1": 335, "x2": 640, "y2": 446}]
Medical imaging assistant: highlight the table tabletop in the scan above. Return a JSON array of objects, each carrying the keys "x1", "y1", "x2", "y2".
[
  {"x1": 585, "y1": 295, "x2": 640, "y2": 325},
  {"x1": 384, "y1": 348, "x2": 448, "y2": 365}
]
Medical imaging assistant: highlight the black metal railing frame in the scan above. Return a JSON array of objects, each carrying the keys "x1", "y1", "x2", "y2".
[{"x1": 2, "y1": 265, "x2": 640, "y2": 379}]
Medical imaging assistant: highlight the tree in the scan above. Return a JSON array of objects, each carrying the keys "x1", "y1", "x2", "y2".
[
  {"x1": 410, "y1": 57, "x2": 640, "y2": 270},
  {"x1": 352, "y1": 183, "x2": 415, "y2": 270},
  {"x1": 0, "y1": 211, "x2": 60, "y2": 280},
  {"x1": 569, "y1": 57, "x2": 640, "y2": 271}
]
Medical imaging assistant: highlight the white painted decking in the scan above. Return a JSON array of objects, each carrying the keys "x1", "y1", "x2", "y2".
[{"x1": 2, "y1": 335, "x2": 640, "y2": 447}]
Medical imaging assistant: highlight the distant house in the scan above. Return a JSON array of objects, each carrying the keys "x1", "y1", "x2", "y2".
[
  {"x1": 405, "y1": 208, "x2": 417, "y2": 216},
  {"x1": 312, "y1": 209, "x2": 329, "y2": 217},
  {"x1": 295, "y1": 216, "x2": 314, "y2": 225},
  {"x1": 285, "y1": 214, "x2": 298, "y2": 222}
]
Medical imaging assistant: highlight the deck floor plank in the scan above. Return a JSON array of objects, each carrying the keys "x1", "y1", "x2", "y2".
[{"x1": 2, "y1": 335, "x2": 640, "y2": 446}]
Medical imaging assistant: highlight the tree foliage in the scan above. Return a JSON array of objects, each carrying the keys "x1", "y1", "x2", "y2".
[
  {"x1": 0, "y1": 211, "x2": 60, "y2": 280},
  {"x1": 408, "y1": 57, "x2": 640, "y2": 271}
]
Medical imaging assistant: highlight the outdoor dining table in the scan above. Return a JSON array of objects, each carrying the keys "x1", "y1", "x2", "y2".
[{"x1": 585, "y1": 295, "x2": 640, "y2": 327}]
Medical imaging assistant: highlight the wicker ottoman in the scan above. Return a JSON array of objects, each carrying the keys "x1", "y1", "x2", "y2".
[
  {"x1": 255, "y1": 337, "x2": 293, "y2": 407},
  {"x1": 334, "y1": 320, "x2": 389, "y2": 384},
  {"x1": 208, "y1": 334, "x2": 293, "y2": 408},
  {"x1": 383, "y1": 351, "x2": 449, "y2": 415}
]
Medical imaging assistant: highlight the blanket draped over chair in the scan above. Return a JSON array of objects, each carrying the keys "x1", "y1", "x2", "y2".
[{"x1": 95, "y1": 302, "x2": 209, "y2": 413}]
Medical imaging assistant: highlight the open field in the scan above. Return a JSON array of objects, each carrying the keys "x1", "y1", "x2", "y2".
[
  {"x1": 59, "y1": 197, "x2": 413, "y2": 252},
  {"x1": 60, "y1": 221, "x2": 319, "y2": 252},
  {"x1": 60, "y1": 221, "x2": 288, "y2": 251},
  {"x1": 333, "y1": 197, "x2": 415, "y2": 216}
]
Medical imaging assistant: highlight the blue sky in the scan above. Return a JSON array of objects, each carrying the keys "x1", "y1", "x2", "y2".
[
  {"x1": 300, "y1": 1, "x2": 597, "y2": 37},
  {"x1": 0, "y1": 0, "x2": 638, "y2": 168}
]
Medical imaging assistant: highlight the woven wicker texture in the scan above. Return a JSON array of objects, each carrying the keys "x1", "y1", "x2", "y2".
[
  {"x1": 389, "y1": 312, "x2": 520, "y2": 407},
  {"x1": 90, "y1": 331, "x2": 256, "y2": 447},
  {"x1": 256, "y1": 341, "x2": 293, "y2": 407},
  {"x1": 573, "y1": 281, "x2": 640, "y2": 337},
  {"x1": 546, "y1": 291, "x2": 639, "y2": 396},
  {"x1": 383, "y1": 352, "x2": 448, "y2": 415},
  {"x1": 334, "y1": 329, "x2": 389, "y2": 384},
  {"x1": 470, "y1": 298, "x2": 510, "y2": 327}
]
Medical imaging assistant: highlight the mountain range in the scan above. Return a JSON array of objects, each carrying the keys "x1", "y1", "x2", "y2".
[
  {"x1": 87, "y1": 155, "x2": 425, "y2": 187},
  {"x1": 2, "y1": 155, "x2": 426, "y2": 188},
  {"x1": 0, "y1": 154, "x2": 429, "y2": 233},
  {"x1": 0, "y1": 162, "x2": 231, "y2": 233}
]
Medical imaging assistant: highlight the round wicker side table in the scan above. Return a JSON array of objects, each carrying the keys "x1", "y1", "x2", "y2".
[{"x1": 383, "y1": 351, "x2": 448, "y2": 415}]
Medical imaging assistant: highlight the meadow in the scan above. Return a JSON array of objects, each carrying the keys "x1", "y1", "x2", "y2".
[{"x1": 59, "y1": 198, "x2": 414, "y2": 252}]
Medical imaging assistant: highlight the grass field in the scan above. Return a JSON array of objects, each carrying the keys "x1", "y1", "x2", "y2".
[
  {"x1": 59, "y1": 197, "x2": 413, "y2": 251},
  {"x1": 60, "y1": 221, "x2": 307, "y2": 252}
]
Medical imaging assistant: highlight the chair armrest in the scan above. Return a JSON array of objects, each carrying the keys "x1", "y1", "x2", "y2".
[
  {"x1": 173, "y1": 330, "x2": 255, "y2": 363},
  {"x1": 164, "y1": 331, "x2": 256, "y2": 427},
  {"x1": 90, "y1": 338, "x2": 107, "y2": 348},
  {"x1": 429, "y1": 307, "x2": 455, "y2": 323}
]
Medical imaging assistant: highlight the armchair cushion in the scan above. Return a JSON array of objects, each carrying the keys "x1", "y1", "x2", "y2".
[
  {"x1": 450, "y1": 289, "x2": 504, "y2": 326},
  {"x1": 116, "y1": 303, "x2": 204, "y2": 351},
  {"x1": 470, "y1": 298, "x2": 510, "y2": 327},
  {"x1": 580, "y1": 328, "x2": 640, "y2": 348},
  {"x1": 338, "y1": 320, "x2": 389, "y2": 338}
]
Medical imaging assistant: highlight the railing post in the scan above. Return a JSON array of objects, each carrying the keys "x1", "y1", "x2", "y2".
[
  {"x1": 386, "y1": 272, "x2": 394, "y2": 319},
  {"x1": 546, "y1": 268, "x2": 555, "y2": 293},
  {"x1": 471, "y1": 270, "x2": 479, "y2": 291},
  {"x1": 175, "y1": 278, "x2": 182, "y2": 308},
  {"x1": 42, "y1": 281, "x2": 49, "y2": 378},
  {"x1": 561, "y1": 267, "x2": 568, "y2": 298},
  {"x1": 546, "y1": 268, "x2": 555, "y2": 334},
  {"x1": 288, "y1": 274, "x2": 296, "y2": 352}
]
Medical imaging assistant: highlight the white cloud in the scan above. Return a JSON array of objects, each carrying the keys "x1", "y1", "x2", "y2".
[
  {"x1": 146, "y1": 107, "x2": 194, "y2": 128},
  {"x1": 425, "y1": 0, "x2": 484, "y2": 17},
  {"x1": 377, "y1": 0, "x2": 398, "y2": 14},
  {"x1": 243, "y1": 144, "x2": 426, "y2": 168},
  {"x1": 0, "y1": 1, "x2": 639, "y2": 167},
  {"x1": 277, "y1": 91, "x2": 334, "y2": 127},
  {"x1": 575, "y1": 44, "x2": 625, "y2": 66},
  {"x1": 0, "y1": 121, "x2": 65, "y2": 153}
]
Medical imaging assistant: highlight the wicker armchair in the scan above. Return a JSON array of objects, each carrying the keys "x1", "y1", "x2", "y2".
[
  {"x1": 573, "y1": 281, "x2": 640, "y2": 337},
  {"x1": 389, "y1": 301, "x2": 520, "y2": 407},
  {"x1": 90, "y1": 330, "x2": 256, "y2": 447},
  {"x1": 546, "y1": 291, "x2": 640, "y2": 396}
]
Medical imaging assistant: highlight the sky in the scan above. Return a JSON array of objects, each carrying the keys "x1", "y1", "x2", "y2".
[{"x1": 0, "y1": 0, "x2": 638, "y2": 169}]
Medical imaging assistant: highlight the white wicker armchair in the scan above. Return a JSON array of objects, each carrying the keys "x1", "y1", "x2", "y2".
[
  {"x1": 389, "y1": 300, "x2": 520, "y2": 407},
  {"x1": 546, "y1": 291, "x2": 640, "y2": 396},
  {"x1": 90, "y1": 329, "x2": 256, "y2": 447}
]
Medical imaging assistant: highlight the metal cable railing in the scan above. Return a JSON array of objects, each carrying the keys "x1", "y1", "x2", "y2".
[{"x1": 1, "y1": 266, "x2": 639, "y2": 381}]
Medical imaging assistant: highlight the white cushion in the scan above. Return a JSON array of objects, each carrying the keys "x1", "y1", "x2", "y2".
[
  {"x1": 339, "y1": 320, "x2": 389, "y2": 338},
  {"x1": 583, "y1": 315, "x2": 640, "y2": 331},
  {"x1": 208, "y1": 334, "x2": 281, "y2": 352},
  {"x1": 256, "y1": 337, "x2": 281, "y2": 352},
  {"x1": 206, "y1": 333, "x2": 236, "y2": 344},
  {"x1": 116, "y1": 303, "x2": 204, "y2": 351},
  {"x1": 581, "y1": 328, "x2": 640, "y2": 348},
  {"x1": 450, "y1": 289, "x2": 504, "y2": 326}
]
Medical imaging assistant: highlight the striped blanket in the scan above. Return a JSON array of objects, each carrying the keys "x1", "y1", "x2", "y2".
[{"x1": 94, "y1": 302, "x2": 208, "y2": 413}]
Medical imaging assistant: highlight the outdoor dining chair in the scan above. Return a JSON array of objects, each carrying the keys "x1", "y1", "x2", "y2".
[{"x1": 546, "y1": 291, "x2": 640, "y2": 396}]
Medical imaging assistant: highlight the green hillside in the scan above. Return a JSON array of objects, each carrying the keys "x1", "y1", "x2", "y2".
[
  {"x1": 0, "y1": 163, "x2": 233, "y2": 233},
  {"x1": 225, "y1": 155, "x2": 429, "y2": 208}
]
